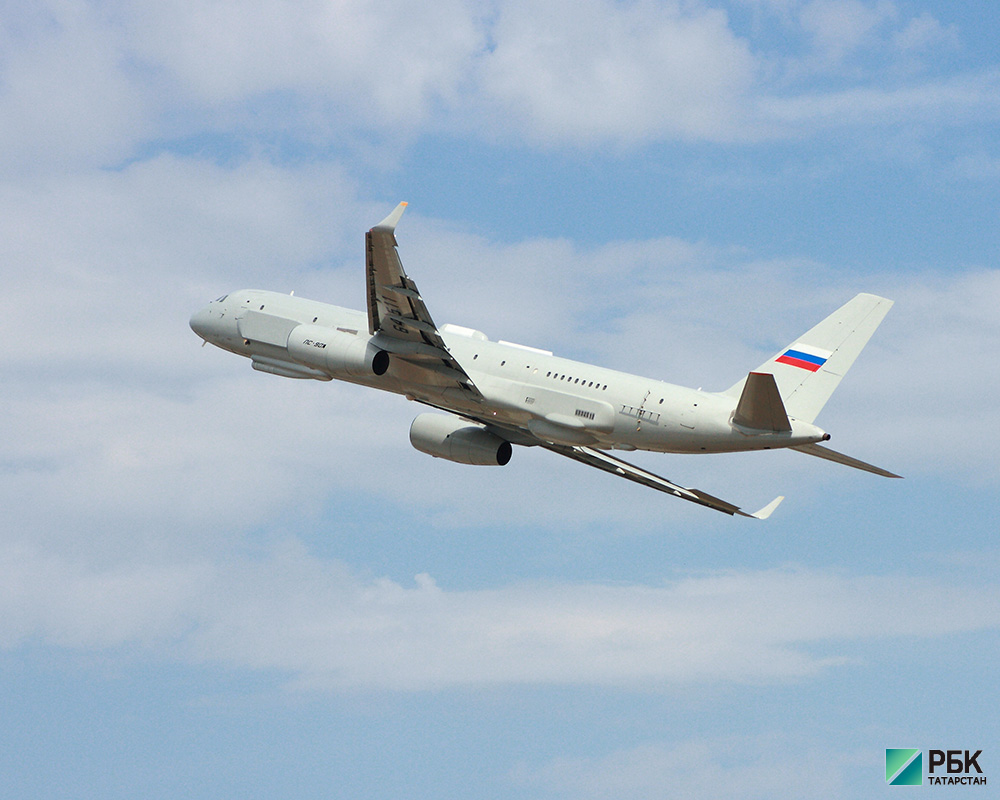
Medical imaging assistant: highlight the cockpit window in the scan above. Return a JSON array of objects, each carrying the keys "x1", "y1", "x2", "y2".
[{"x1": 214, "y1": 294, "x2": 228, "y2": 302}]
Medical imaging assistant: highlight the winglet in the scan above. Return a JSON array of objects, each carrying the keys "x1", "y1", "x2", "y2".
[
  {"x1": 740, "y1": 495, "x2": 785, "y2": 520},
  {"x1": 373, "y1": 201, "x2": 408, "y2": 233}
]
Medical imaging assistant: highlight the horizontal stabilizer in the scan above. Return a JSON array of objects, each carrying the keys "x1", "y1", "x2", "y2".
[
  {"x1": 733, "y1": 372, "x2": 792, "y2": 432},
  {"x1": 791, "y1": 442, "x2": 901, "y2": 478}
]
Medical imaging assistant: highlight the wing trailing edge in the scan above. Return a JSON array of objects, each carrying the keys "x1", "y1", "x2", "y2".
[{"x1": 543, "y1": 444, "x2": 783, "y2": 518}]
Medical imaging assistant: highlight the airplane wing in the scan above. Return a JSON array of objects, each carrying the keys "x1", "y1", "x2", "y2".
[
  {"x1": 406, "y1": 399, "x2": 781, "y2": 519},
  {"x1": 366, "y1": 202, "x2": 482, "y2": 400},
  {"x1": 541, "y1": 444, "x2": 784, "y2": 519}
]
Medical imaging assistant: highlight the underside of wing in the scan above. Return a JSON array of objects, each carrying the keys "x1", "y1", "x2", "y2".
[
  {"x1": 542, "y1": 444, "x2": 783, "y2": 519},
  {"x1": 366, "y1": 203, "x2": 482, "y2": 400}
]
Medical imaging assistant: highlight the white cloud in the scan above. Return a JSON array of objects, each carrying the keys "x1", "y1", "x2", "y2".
[
  {"x1": 173, "y1": 1, "x2": 1000, "y2": 145},
  {"x1": 123, "y1": 0, "x2": 764, "y2": 145},
  {"x1": 514, "y1": 736, "x2": 859, "y2": 800},
  {"x1": 0, "y1": 156, "x2": 392, "y2": 554},
  {"x1": 756, "y1": 71, "x2": 1000, "y2": 132},
  {"x1": 1, "y1": 0, "x2": 996, "y2": 156},
  {"x1": 892, "y1": 11, "x2": 960, "y2": 53},
  {"x1": 1, "y1": 548, "x2": 997, "y2": 690},
  {"x1": 0, "y1": 1, "x2": 151, "y2": 173},
  {"x1": 0, "y1": 544, "x2": 208, "y2": 648},
  {"x1": 477, "y1": 0, "x2": 758, "y2": 145},
  {"x1": 127, "y1": 0, "x2": 486, "y2": 129},
  {"x1": 850, "y1": 269, "x2": 1000, "y2": 477},
  {"x1": 0, "y1": 154, "x2": 361, "y2": 378},
  {"x1": 798, "y1": 0, "x2": 897, "y2": 60}
]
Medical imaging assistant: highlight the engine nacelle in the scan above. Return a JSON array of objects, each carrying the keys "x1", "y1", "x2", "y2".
[
  {"x1": 409, "y1": 413, "x2": 513, "y2": 466},
  {"x1": 286, "y1": 324, "x2": 389, "y2": 378}
]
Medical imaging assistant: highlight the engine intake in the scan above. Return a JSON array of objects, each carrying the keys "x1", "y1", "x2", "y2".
[{"x1": 409, "y1": 413, "x2": 512, "y2": 466}]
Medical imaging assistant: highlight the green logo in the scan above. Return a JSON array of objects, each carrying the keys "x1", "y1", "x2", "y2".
[{"x1": 887, "y1": 749, "x2": 923, "y2": 785}]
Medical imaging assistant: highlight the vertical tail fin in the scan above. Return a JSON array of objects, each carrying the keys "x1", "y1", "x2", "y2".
[{"x1": 725, "y1": 293, "x2": 893, "y2": 423}]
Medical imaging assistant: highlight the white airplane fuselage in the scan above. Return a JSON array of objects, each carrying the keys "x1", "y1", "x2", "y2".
[{"x1": 191, "y1": 288, "x2": 828, "y2": 455}]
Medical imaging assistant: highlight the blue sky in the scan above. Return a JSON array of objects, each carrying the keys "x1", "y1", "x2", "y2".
[{"x1": 1, "y1": 1, "x2": 998, "y2": 797}]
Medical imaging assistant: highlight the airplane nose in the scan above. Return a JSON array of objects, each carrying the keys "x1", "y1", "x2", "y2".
[{"x1": 189, "y1": 305, "x2": 216, "y2": 341}]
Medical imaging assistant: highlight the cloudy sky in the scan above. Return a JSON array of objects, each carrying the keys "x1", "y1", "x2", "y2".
[{"x1": 2, "y1": 0, "x2": 998, "y2": 797}]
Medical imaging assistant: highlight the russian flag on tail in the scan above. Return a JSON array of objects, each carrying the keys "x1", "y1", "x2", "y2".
[{"x1": 775, "y1": 342, "x2": 832, "y2": 372}]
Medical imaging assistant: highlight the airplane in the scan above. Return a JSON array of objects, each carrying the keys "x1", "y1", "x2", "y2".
[{"x1": 190, "y1": 202, "x2": 899, "y2": 518}]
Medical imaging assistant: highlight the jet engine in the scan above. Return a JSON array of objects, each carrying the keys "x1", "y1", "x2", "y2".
[
  {"x1": 286, "y1": 324, "x2": 389, "y2": 378},
  {"x1": 409, "y1": 413, "x2": 512, "y2": 466}
]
